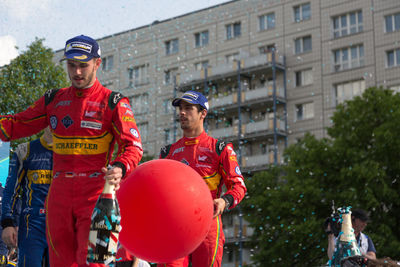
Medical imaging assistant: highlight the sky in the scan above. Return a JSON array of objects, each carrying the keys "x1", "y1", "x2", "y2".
[{"x1": 0, "y1": 0, "x2": 231, "y2": 66}]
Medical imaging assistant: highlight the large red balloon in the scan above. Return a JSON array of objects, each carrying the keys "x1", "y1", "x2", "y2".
[{"x1": 116, "y1": 159, "x2": 213, "y2": 263}]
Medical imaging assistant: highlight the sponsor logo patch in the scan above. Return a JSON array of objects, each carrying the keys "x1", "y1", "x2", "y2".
[
  {"x1": 235, "y1": 166, "x2": 242, "y2": 175},
  {"x1": 81, "y1": 120, "x2": 102, "y2": 130},
  {"x1": 122, "y1": 116, "x2": 135, "y2": 123},
  {"x1": 89, "y1": 172, "x2": 102, "y2": 178},
  {"x1": 198, "y1": 155, "x2": 207, "y2": 161},
  {"x1": 84, "y1": 110, "x2": 103, "y2": 120},
  {"x1": 50, "y1": 116, "x2": 58, "y2": 129},
  {"x1": 55, "y1": 100, "x2": 72, "y2": 108},
  {"x1": 61, "y1": 115, "x2": 74, "y2": 129},
  {"x1": 172, "y1": 147, "x2": 184, "y2": 156},
  {"x1": 67, "y1": 42, "x2": 92, "y2": 53},
  {"x1": 130, "y1": 128, "x2": 139, "y2": 138}
]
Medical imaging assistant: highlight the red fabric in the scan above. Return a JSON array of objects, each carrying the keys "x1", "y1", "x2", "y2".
[
  {"x1": 0, "y1": 79, "x2": 143, "y2": 176},
  {"x1": 0, "y1": 80, "x2": 143, "y2": 266},
  {"x1": 157, "y1": 131, "x2": 246, "y2": 266}
]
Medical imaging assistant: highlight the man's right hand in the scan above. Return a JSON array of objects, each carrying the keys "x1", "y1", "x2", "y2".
[{"x1": 1, "y1": 226, "x2": 17, "y2": 248}]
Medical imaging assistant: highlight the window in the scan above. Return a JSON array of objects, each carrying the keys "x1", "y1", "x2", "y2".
[
  {"x1": 225, "y1": 53, "x2": 239, "y2": 63},
  {"x1": 226, "y1": 22, "x2": 241, "y2": 40},
  {"x1": 335, "y1": 80, "x2": 366, "y2": 105},
  {"x1": 295, "y1": 69, "x2": 313, "y2": 87},
  {"x1": 164, "y1": 129, "x2": 172, "y2": 144},
  {"x1": 333, "y1": 45, "x2": 364, "y2": 71},
  {"x1": 194, "y1": 60, "x2": 209, "y2": 71},
  {"x1": 130, "y1": 93, "x2": 149, "y2": 114},
  {"x1": 294, "y1": 35, "x2": 312, "y2": 54},
  {"x1": 259, "y1": 13, "x2": 275, "y2": 31},
  {"x1": 128, "y1": 64, "x2": 149, "y2": 87},
  {"x1": 332, "y1": 11, "x2": 363, "y2": 38},
  {"x1": 164, "y1": 68, "x2": 178, "y2": 85},
  {"x1": 137, "y1": 122, "x2": 148, "y2": 141},
  {"x1": 294, "y1": 3, "x2": 311, "y2": 22},
  {"x1": 385, "y1": 13, "x2": 400, "y2": 33},
  {"x1": 259, "y1": 44, "x2": 276, "y2": 54},
  {"x1": 194, "y1": 31, "x2": 209, "y2": 47},
  {"x1": 162, "y1": 99, "x2": 173, "y2": 114},
  {"x1": 296, "y1": 102, "x2": 314, "y2": 120},
  {"x1": 165, "y1": 39, "x2": 179, "y2": 55},
  {"x1": 102, "y1": 55, "x2": 114, "y2": 71},
  {"x1": 386, "y1": 48, "x2": 400, "y2": 67}
]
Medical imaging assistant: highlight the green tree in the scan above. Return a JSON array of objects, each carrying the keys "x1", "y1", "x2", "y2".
[
  {"x1": 242, "y1": 87, "x2": 400, "y2": 266},
  {"x1": 0, "y1": 38, "x2": 68, "y2": 148}
]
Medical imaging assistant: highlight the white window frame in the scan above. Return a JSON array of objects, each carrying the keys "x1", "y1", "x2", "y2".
[
  {"x1": 102, "y1": 55, "x2": 114, "y2": 72},
  {"x1": 386, "y1": 48, "x2": 400, "y2": 68},
  {"x1": 334, "y1": 80, "x2": 366, "y2": 105},
  {"x1": 130, "y1": 93, "x2": 149, "y2": 115},
  {"x1": 128, "y1": 64, "x2": 149, "y2": 87},
  {"x1": 164, "y1": 68, "x2": 178, "y2": 85},
  {"x1": 333, "y1": 44, "x2": 364, "y2": 72},
  {"x1": 226, "y1": 53, "x2": 239, "y2": 63},
  {"x1": 332, "y1": 10, "x2": 363, "y2": 38},
  {"x1": 295, "y1": 69, "x2": 313, "y2": 87},
  {"x1": 259, "y1": 44, "x2": 276, "y2": 54},
  {"x1": 294, "y1": 35, "x2": 312, "y2": 54},
  {"x1": 137, "y1": 122, "x2": 148, "y2": 142},
  {"x1": 194, "y1": 31, "x2": 209, "y2": 48},
  {"x1": 295, "y1": 102, "x2": 314, "y2": 121},
  {"x1": 194, "y1": 60, "x2": 209, "y2": 71},
  {"x1": 165, "y1": 39, "x2": 179, "y2": 55},
  {"x1": 259, "y1": 13, "x2": 275, "y2": 31},
  {"x1": 385, "y1": 13, "x2": 400, "y2": 33},
  {"x1": 294, "y1": 3, "x2": 311, "y2": 22},
  {"x1": 226, "y1": 22, "x2": 241, "y2": 40}
]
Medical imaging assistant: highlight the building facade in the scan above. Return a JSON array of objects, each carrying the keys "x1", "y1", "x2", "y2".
[{"x1": 54, "y1": 0, "x2": 400, "y2": 265}]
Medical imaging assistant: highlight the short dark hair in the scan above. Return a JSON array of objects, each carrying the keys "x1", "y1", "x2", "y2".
[{"x1": 352, "y1": 209, "x2": 370, "y2": 222}]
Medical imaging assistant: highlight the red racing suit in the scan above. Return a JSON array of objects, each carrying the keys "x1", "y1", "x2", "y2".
[
  {"x1": 157, "y1": 131, "x2": 246, "y2": 267},
  {"x1": 0, "y1": 79, "x2": 143, "y2": 266}
]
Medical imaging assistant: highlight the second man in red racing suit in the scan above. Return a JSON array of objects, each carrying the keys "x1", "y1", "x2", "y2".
[
  {"x1": 0, "y1": 35, "x2": 143, "y2": 266},
  {"x1": 158, "y1": 91, "x2": 246, "y2": 267}
]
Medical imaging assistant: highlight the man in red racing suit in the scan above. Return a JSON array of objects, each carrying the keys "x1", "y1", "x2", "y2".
[
  {"x1": 0, "y1": 35, "x2": 143, "y2": 266},
  {"x1": 158, "y1": 91, "x2": 246, "y2": 267}
]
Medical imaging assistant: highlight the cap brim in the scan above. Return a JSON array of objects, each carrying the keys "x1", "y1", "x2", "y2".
[
  {"x1": 172, "y1": 98, "x2": 196, "y2": 107},
  {"x1": 60, "y1": 52, "x2": 94, "y2": 63}
]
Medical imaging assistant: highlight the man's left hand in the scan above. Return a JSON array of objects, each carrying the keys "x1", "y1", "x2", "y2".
[
  {"x1": 101, "y1": 166, "x2": 123, "y2": 190},
  {"x1": 213, "y1": 198, "x2": 226, "y2": 218}
]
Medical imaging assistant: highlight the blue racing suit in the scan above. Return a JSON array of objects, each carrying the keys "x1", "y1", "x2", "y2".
[{"x1": 1, "y1": 136, "x2": 52, "y2": 267}]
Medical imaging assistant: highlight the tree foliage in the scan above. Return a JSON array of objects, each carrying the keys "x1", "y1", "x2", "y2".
[
  {"x1": 242, "y1": 87, "x2": 400, "y2": 266},
  {"x1": 0, "y1": 38, "x2": 68, "y2": 147}
]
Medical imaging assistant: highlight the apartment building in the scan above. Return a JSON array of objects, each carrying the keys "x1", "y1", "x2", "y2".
[{"x1": 54, "y1": 0, "x2": 400, "y2": 265}]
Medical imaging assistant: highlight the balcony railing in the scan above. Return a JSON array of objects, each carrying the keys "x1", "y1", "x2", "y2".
[
  {"x1": 208, "y1": 118, "x2": 285, "y2": 139},
  {"x1": 179, "y1": 51, "x2": 284, "y2": 85}
]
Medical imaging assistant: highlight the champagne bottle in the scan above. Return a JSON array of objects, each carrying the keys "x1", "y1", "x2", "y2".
[
  {"x1": 330, "y1": 207, "x2": 361, "y2": 267},
  {"x1": 87, "y1": 178, "x2": 121, "y2": 266}
]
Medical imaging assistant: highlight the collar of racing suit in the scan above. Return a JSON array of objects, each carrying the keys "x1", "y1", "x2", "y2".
[
  {"x1": 182, "y1": 131, "x2": 207, "y2": 146},
  {"x1": 73, "y1": 78, "x2": 101, "y2": 98}
]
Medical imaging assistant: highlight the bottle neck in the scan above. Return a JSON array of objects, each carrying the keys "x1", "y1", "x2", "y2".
[
  {"x1": 340, "y1": 213, "x2": 356, "y2": 242},
  {"x1": 102, "y1": 181, "x2": 115, "y2": 195}
]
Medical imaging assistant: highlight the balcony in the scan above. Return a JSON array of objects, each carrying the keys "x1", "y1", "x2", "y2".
[
  {"x1": 179, "y1": 51, "x2": 285, "y2": 86},
  {"x1": 208, "y1": 118, "x2": 285, "y2": 140},
  {"x1": 241, "y1": 152, "x2": 282, "y2": 168},
  {"x1": 208, "y1": 85, "x2": 285, "y2": 111}
]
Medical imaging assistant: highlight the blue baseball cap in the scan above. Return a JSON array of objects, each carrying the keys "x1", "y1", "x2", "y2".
[
  {"x1": 172, "y1": 91, "x2": 209, "y2": 110},
  {"x1": 61, "y1": 35, "x2": 101, "y2": 62}
]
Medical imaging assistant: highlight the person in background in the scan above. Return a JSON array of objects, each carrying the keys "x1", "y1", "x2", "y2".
[
  {"x1": 157, "y1": 91, "x2": 247, "y2": 266},
  {"x1": 328, "y1": 208, "x2": 377, "y2": 261},
  {"x1": 1, "y1": 127, "x2": 52, "y2": 267},
  {"x1": 0, "y1": 35, "x2": 143, "y2": 266}
]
